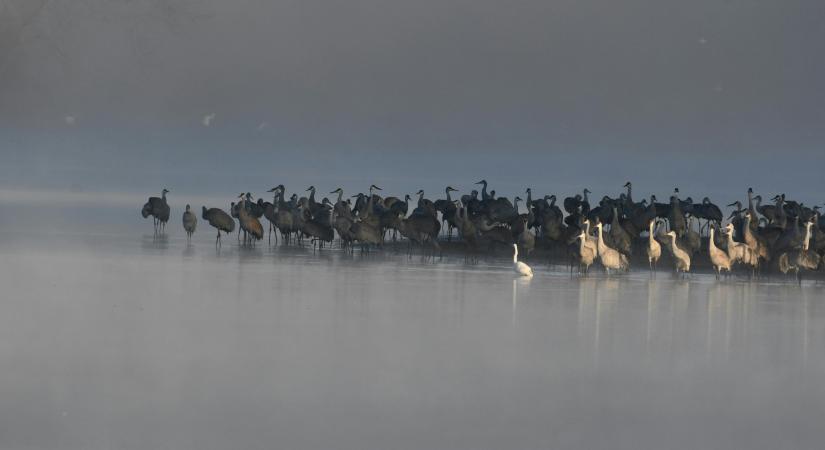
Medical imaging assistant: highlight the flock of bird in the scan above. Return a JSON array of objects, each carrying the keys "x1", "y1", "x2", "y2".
[{"x1": 142, "y1": 182, "x2": 825, "y2": 279}]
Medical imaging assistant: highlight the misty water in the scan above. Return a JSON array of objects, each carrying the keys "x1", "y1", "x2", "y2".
[{"x1": 2, "y1": 204, "x2": 825, "y2": 450}]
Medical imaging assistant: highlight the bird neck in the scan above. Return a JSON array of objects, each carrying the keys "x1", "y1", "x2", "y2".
[{"x1": 513, "y1": 245, "x2": 518, "y2": 263}]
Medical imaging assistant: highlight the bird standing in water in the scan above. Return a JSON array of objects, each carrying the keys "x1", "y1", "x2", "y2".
[{"x1": 512, "y1": 244, "x2": 533, "y2": 277}]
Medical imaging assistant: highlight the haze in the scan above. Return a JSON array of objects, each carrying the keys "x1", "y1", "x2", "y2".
[{"x1": 1, "y1": 0, "x2": 823, "y2": 200}]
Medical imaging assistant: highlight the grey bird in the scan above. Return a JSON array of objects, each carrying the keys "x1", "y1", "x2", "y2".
[
  {"x1": 182, "y1": 204, "x2": 197, "y2": 240},
  {"x1": 202, "y1": 206, "x2": 235, "y2": 246}
]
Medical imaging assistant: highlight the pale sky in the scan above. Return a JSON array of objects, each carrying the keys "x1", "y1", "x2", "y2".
[{"x1": 1, "y1": 0, "x2": 823, "y2": 201}]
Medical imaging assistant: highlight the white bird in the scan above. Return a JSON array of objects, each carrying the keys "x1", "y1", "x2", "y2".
[
  {"x1": 647, "y1": 219, "x2": 662, "y2": 272},
  {"x1": 577, "y1": 230, "x2": 597, "y2": 274},
  {"x1": 594, "y1": 221, "x2": 629, "y2": 275},
  {"x1": 512, "y1": 243, "x2": 533, "y2": 277},
  {"x1": 723, "y1": 223, "x2": 757, "y2": 267},
  {"x1": 708, "y1": 226, "x2": 731, "y2": 279},
  {"x1": 576, "y1": 220, "x2": 598, "y2": 275},
  {"x1": 202, "y1": 113, "x2": 216, "y2": 127},
  {"x1": 666, "y1": 231, "x2": 691, "y2": 274}
]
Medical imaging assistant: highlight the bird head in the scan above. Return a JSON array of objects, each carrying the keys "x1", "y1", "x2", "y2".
[
  {"x1": 267, "y1": 187, "x2": 279, "y2": 192},
  {"x1": 416, "y1": 190, "x2": 424, "y2": 195},
  {"x1": 447, "y1": 186, "x2": 458, "y2": 192},
  {"x1": 475, "y1": 179, "x2": 487, "y2": 185},
  {"x1": 306, "y1": 186, "x2": 315, "y2": 192},
  {"x1": 583, "y1": 188, "x2": 591, "y2": 194},
  {"x1": 185, "y1": 204, "x2": 191, "y2": 211},
  {"x1": 623, "y1": 182, "x2": 631, "y2": 188},
  {"x1": 330, "y1": 188, "x2": 343, "y2": 194}
]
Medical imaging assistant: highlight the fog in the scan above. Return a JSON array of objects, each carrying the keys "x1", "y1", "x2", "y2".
[
  {"x1": 1, "y1": 1, "x2": 824, "y2": 199},
  {"x1": 0, "y1": 230, "x2": 823, "y2": 450}
]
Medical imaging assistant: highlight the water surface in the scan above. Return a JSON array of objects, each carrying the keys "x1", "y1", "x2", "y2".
[{"x1": 1, "y1": 228, "x2": 824, "y2": 450}]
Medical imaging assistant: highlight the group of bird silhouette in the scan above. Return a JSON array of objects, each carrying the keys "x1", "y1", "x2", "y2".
[{"x1": 142, "y1": 182, "x2": 825, "y2": 279}]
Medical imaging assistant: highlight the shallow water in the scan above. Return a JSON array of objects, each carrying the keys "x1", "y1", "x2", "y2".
[{"x1": 1, "y1": 226, "x2": 824, "y2": 450}]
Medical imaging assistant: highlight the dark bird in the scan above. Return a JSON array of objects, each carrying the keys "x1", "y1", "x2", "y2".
[
  {"x1": 142, "y1": 188, "x2": 170, "y2": 233},
  {"x1": 182, "y1": 204, "x2": 197, "y2": 240},
  {"x1": 202, "y1": 206, "x2": 235, "y2": 246}
]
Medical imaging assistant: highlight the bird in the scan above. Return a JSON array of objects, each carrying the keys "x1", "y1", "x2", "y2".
[
  {"x1": 577, "y1": 228, "x2": 597, "y2": 275},
  {"x1": 182, "y1": 204, "x2": 197, "y2": 241},
  {"x1": 512, "y1": 244, "x2": 533, "y2": 277},
  {"x1": 141, "y1": 188, "x2": 170, "y2": 233},
  {"x1": 647, "y1": 219, "x2": 662, "y2": 272},
  {"x1": 351, "y1": 185, "x2": 384, "y2": 250},
  {"x1": 722, "y1": 223, "x2": 757, "y2": 270},
  {"x1": 708, "y1": 226, "x2": 731, "y2": 279},
  {"x1": 516, "y1": 216, "x2": 536, "y2": 256},
  {"x1": 201, "y1": 206, "x2": 235, "y2": 246},
  {"x1": 665, "y1": 231, "x2": 691, "y2": 275},
  {"x1": 742, "y1": 211, "x2": 770, "y2": 263},
  {"x1": 434, "y1": 186, "x2": 459, "y2": 239},
  {"x1": 237, "y1": 193, "x2": 264, "y2": 244},
  {"x1": 594, "y1": 221, "x2": 629, "y2": 274}
]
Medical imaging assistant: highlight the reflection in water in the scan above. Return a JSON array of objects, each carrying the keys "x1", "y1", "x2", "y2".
[{"x1": 1, "y1": 233, "x2": 824, "y2": 450}]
